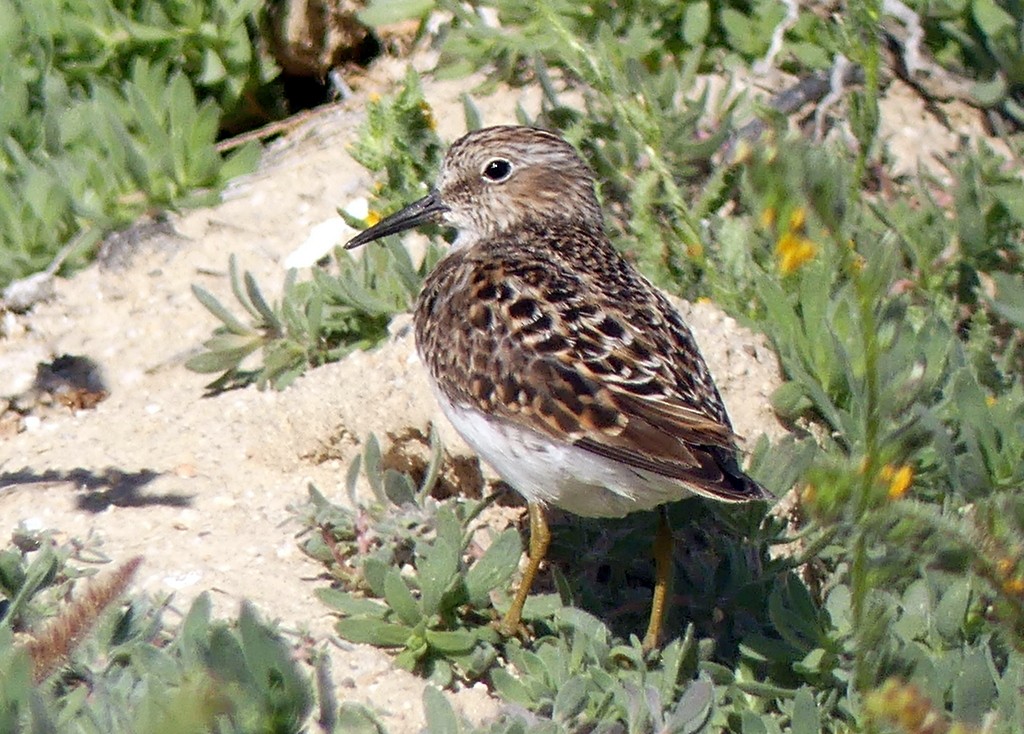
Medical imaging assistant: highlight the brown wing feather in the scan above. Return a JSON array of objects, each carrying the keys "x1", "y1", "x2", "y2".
[
  {"x1": 527, "y1": 357, "x2": 768, "y2": 503},
  {"x1": 414, "y1": 222, "x2": 771, "y2": 505}
]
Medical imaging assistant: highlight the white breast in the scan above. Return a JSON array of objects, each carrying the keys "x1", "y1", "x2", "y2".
[{"x1": 428, "y1": 380, "x2": 692, "y2": 518}]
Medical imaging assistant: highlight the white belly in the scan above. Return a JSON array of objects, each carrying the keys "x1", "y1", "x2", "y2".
[{"x1": 430, "y1": 384, "x2": 692, "y2": 518}]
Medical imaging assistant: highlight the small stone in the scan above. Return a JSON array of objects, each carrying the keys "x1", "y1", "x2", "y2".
[
  {"x1": 164, "y1": 570, "x2": 203, "y2": 589},
  {"x1": 173, "y1": 463, "x2": 198, "y2": 478}
]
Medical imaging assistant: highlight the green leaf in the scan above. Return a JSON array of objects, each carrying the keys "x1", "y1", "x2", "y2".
[
  {"x1": 191, "y1": 284, "x2": 252, "y2": 335},
  {"x1": 220, "y1": 141, "x2": 260, "y2": 181},
  {"x1": 0, "y1": 626, "x2": 32, "y2": 722},
  {"x1": 417, "y1": 424, "x2": 444, "y2": 502},
  {"x1": 935, "y1": 577, "x2": 971, "y2": 642},
  {"x1": 199, "y1": 48, "x2": 228, "y2": 86},
  {"x1": 358, "y1": 0, "x2": 434, "y2": 26},
  {"x1": 771, "y1": 380, "x2": 813, "y2": 420},
  {"x1": 244, "y1": 270, "x2": 279, "y2": 327},
  {"x1": 185, "y1": 348, "x2": 253, "y2": 374},
  {"x1": 972, "y1": 0, "x2": 1016, "y2": 39},
  {"x1": 423, "y1": 685, "x2": 460, "y2": 734},
  {"x1": 435, "y1": 505, "x2": 463, "y2": 550},
  {"x1": 767, "y1": 574, "x2": 821, "y2": 651},
  {"x1": 739, "y1": 710, "x2": 769, "y2": 734},
  {"x1": 335, "y1": 617, "x2": 412, "y2": 646},
  {"x1": 894, "y1": 579, "x2": 931, "y2": 640},
  {"x1": 425, "y1": 658, "x2": 454, "y2": 689},
  {"x1": 175, "y1": 592, "x2": 213, "y2": 661},
  {"x1": 364, "y1": 435, "x2": 384, "y2": 496},
  {"x1": 363, "y1": 557, "x2": 390, "y2": 598},
  {"x1": 552, "y1": 675, "x2": 588, "y2": 723},
  {"x1": 2, "y1": 544, "x2": 57, "y2": 628},
  {"x1": 384, "y1": 567, "x2": 422, "y2": 626},
  {"x1": 461, "y1": 93, "x2": 482, "y2": 131},
  {"x1": 991, "y1": 183, "x2": 1024, "y2": 225},
  {"x1": 345, "y1": 453, "x2": 362, "y2": 501},
  {"x1": 657, "y1": 626, "x2": 694, "y2": 701},
  {"x1": 989, "y1": 271, "x2": 1024, "y2": 328},
  {"x1": 972, "y1": 75, "x2": 1008, "y2": 107},
  {"x1": 952, "y1": 647, "x2": 997, "y2": 725},
  {"x1": 419, "y1": 536, "x2": 460, "y2": 617},
  {"x1": 519, "y1": 593, "x2": 563, "y2": 620},
  {"x1": 228, "y1": 253, "x2": 256, "y2": 318},
  {"x1": 201, "y1": 332, "x2": 263, "y2": 356},
  {"x1": 796, "y1": 647, "x2": 829, "y2": 676},
  {"x1": 790, "y1": 687, "x2": 820, "y2": 734},
  {"x1": 238, "y1": 601, "x2": 313, "y2": 717},
  {"x1": 490, "y1": 667, "x2": 534, "y2": 707},
  {"x1": 383, "y1": 468, "x2": 417, "y2": 506},
  {"x1": 465, "y1": 529, "x2": 521, "y2": 607},
  {"x1": 336, "y1": 703, "x2": 387, "y2": 734},
  {"x1": 719, "y1": 9, "x2": 756, "y2": 55},
  {"x1": 665, "y1": 678, "x2": 713, "y2": 734},
  {"x1": 205, "y1": 624, "x2": 249, "y2": 685},
  {"x1": 315, "y1": 588, "x2": 389, "y2": 618},
  {"x1": 424, "y1": 629, "x2": 477, "y2": 655},
  {"x1": 682, "y1": 2, "x2": 710, "y2": 45}
]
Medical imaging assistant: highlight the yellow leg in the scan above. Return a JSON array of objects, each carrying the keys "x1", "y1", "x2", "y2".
[
  {"x1": 642, "y1": 507, "x2": 673, "y2": 652},
  {"x1": 500, "y1": 502, "x2": 551, "y2": 636}
]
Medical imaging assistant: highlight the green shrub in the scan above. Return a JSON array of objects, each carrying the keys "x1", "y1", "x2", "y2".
[
  {"x1": 0, "y1": 532, "x2": 344, "y2": 733},
  {"x1": 0, "y1": 0, "x2": 267, "y2": 287},
  {"x1": 188, "y1": 67, "x2": 443, "y2": 391}
]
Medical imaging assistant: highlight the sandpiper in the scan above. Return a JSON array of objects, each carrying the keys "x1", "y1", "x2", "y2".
[{"x1": 346, "y1": 125, "x2": 770, "y2": 649}]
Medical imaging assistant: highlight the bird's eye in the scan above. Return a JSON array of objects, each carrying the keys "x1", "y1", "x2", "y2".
[{"x1": 481, "y1": 158, "x2": 513, "y2": 182}]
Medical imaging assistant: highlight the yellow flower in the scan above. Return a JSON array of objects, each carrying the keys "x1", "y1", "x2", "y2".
[
  {"x1": 788, "y1": 207, "x2": 806, "y2": 231},
  {"x1": 866, "y1": 679, "x2": 944, "y2": 733},
  {"x1": 368, "y1": 92, "x2": 381, "y2": 104},
  {"x1": 419, "y1": 101, "x2": 437, "y2": 131},
  {"x1": 365, "y1": 210, "x2": 381, "y2": 227},
  {"x1": 775, "y1": 231, "x2": 817, "y2": 274},
  {"x1": 986, "y1": 394, "x2": 998, "y2": 407},
  {"x1": 880, "y1": 464, "x2": 913, "y2": 500},
  {"x1": 1002, "y1": 577, "x2": 1024, "y2": 596},
  {"x1": 759, "y1": 207, "x2": 776, "y2": 229}
]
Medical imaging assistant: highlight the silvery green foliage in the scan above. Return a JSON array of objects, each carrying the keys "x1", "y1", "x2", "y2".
[
  {"x1": 0, "y1": 0, "x2": 265, "y2": 286},
  {"x1": 0, "y1": 536, "x2": 325, "y2": 733},
  {"x1": 188, "y1": 240, "x2": 435, "y2": 392},
  {"x1": 188, "y1": 70, "x2": 445, "y2": 393}
]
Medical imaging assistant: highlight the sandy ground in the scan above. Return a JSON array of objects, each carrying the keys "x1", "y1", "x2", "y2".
[{"x1": 0, "y1": 52, "x2": 988, "y2": 730}]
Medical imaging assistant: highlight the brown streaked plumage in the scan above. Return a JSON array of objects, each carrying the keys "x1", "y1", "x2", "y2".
[{"x1": 346, "y1": 125, "x2": 770, "y2": 649}]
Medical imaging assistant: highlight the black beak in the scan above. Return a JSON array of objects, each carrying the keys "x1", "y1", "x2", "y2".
[{"x1": 344, "y1": 190, "x2": 448, "y2": 249}]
